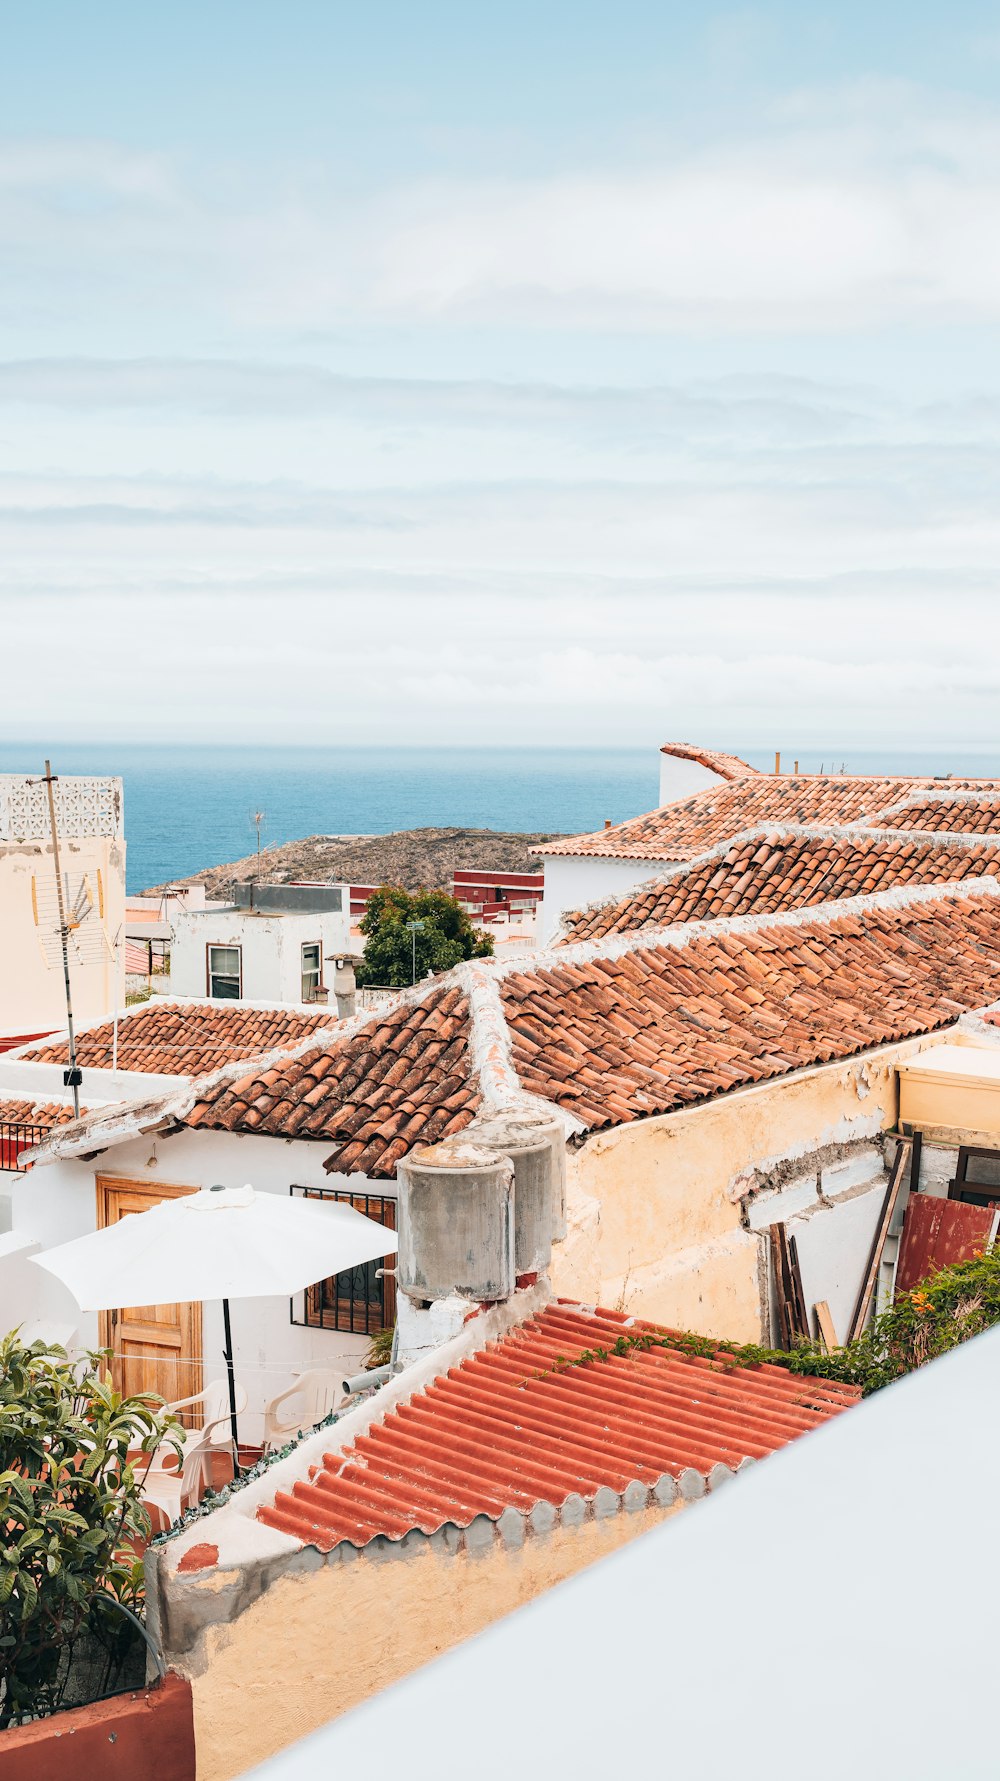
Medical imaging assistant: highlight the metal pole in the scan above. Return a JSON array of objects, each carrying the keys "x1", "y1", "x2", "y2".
[
  {"x1": 41, "y1": 760, "x2": 80, "y2": 1117},
  {"x1": 412, "y1": 923, "x2": 416, "y2": 986},
  {"x1": 222, "y1": 1297, "x2": 241, "y2": 1476}
]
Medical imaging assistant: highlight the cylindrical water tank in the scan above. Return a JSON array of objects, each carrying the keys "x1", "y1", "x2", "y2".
[
  {"x1": 469, "y1": 1116, "x2": 555, "y2": 1274},
  {"x1": 396, "y1": 1140, "x2": 515, "y2": 1303},
  {"x1": 485, "y1": 1109, "x2": 567, "y2": 1241}
]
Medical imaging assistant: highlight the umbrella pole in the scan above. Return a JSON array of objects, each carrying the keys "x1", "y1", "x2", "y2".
[{"x1": 222, "y1": 1297, "x2": 241, "y2": 1478}]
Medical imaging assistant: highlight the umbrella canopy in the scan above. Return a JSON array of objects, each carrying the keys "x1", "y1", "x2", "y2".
[{"x1": 30, "y1": 1183, "x2": 397, "y2": 1309}]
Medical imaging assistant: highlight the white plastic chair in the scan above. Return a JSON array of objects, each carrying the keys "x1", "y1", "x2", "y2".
[
  {"x1": 139, "y1": 1416, "x2": 230, "y2": 1528},
  {"x1": 166, "y1": 1379, "x2": 249, "y2": 1479},
  {"x1": 262, "y1": 1370, "x2": 343, "y2": 1452}
]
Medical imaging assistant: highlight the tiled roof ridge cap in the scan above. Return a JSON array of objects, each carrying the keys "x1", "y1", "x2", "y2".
[
  {"x1": 658, "y1": 742, "x2": 759, "y2": 780},
  {"x1": 552, "y1": 822, "x2": 1000, "y2": 940},
  {"x1": 22, "y1": 973, "x2": 453, "y2": 1166},
  {"x1": 492, "y1": 871, "x2": 1000, "y2": 980},
  {"x1": 456, "y1": 960, "x2": 584, "y2": 1134},
  {"x1": 162, "y1": 1280, "x2": 556, "y2": 1571}
]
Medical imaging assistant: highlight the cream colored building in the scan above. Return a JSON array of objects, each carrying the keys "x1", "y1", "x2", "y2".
[{"x1": 0, "y1": 773, "x2": 125, "y2": 1046}]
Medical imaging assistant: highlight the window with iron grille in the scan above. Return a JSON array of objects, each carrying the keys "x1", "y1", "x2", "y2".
[{"x1": 289, "y1": 1185, "x2": 396, "y2": 1335}]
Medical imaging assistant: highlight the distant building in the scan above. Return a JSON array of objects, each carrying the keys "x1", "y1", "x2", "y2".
[
  {"x1": 169, "y1": 881, "x2": 352, "y2": 1006},
  {"x1": 0, "y1": 773, "x2": 125, "y2": 1050},
  {"x1": 451, "y1": 867, "x2": 543, "y2": 924}
]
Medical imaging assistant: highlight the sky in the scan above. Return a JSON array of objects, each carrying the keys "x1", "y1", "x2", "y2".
[{"x1": 2, "y1": 1, "x2": 1000, "y2": 756}]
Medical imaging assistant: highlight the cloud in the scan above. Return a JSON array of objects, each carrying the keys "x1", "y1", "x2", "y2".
[{"x1": 6, "y1": 82, "x2": 1000, "y2": 334}]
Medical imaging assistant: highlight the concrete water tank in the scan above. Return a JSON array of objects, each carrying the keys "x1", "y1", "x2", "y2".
[
  {"x1": 485, "y1": 1109, "x2": 567, "y2": 1241},
  {"x1": 470, "y1": 1115, "x2": 556, "y2": 1274},
  {"x1": 396, "y1": 1139, "x2": 515, "y2": 1303}
]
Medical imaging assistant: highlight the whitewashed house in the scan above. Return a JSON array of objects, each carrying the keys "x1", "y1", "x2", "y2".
[{"x1": 169, "y1": 882, "x2": 352, "y2": 1007}]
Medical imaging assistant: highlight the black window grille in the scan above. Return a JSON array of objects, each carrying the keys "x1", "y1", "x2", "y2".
[
  {"x1": 289, "y1": 1185, "x2": 397, "y2": 1335},
  {"x1": 0, "y1": 1122, "x2": 47, "y2": 1172}
]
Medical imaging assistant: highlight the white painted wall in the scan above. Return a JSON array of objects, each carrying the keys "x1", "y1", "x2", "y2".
[
  {"x1": 170, "y1": 905, "x2": 351, "y2": 1006},
  {"x1": 658, "y1": 754, "x2": 729, "y2": 806},
  {"x1": 1, "y1": 1127, "x2": 391, "y2": 1443},
  {"x1": 538, "y1": 854, "x2": 672, "y2": 944}
]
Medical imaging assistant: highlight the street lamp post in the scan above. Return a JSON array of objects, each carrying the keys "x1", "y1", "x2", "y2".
[{"x1": 406, "y1": 918, "x2": 426, "y2": 986}]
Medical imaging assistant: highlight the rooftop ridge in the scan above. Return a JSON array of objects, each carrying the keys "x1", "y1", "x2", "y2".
[
  {"x1": 554, "y1": 823, "x2": 1000, "y2": 942},
  {"x1": 506, "y1": 870, "x2": 1000, "y2": 980},
  {"x1": 658, "y1": 743, "x2": 759, "y2": 780}
]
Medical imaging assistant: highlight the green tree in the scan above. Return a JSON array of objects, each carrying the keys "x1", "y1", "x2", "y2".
[
  {"x1": 357, "y1": 886, "x2": 494, "y2": 988},
  {"x1": 0, "y1": 1333, "x2": 181, "y2": 1725}
]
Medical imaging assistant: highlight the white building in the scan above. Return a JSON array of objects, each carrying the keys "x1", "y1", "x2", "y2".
[
  {"x1": 537, "y1": 743, "x2": 756, "y2": 941},
  {"x1": 0, "y1": 772, "x2": 125, "y2": 1048},
  {"x1": 169, "y1": 883, "x2": 352, "y2": 1007}
]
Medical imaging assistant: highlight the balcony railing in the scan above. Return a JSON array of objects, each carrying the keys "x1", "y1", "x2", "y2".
[{"x1": 0, "y1": 1122, "x2": 48, "y2": 1172}]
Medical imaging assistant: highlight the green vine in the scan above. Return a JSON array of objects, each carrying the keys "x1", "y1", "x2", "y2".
[{"x1": 533, "y1": 1246, "x2": 1000, "y2": 1398}]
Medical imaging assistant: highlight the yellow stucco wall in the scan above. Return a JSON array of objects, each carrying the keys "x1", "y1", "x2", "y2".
[
  {"x1": 187, "y1": 1506, "x2": 678, "y2": 1781},
  {"x1": 550, "y1": 1033, "x2": 966, "y2": 1341}
]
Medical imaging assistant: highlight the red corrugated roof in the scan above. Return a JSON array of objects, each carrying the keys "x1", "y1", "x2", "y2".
[{"x1": 257, "y1": 1302, "x2": 858, "y2": 1551}]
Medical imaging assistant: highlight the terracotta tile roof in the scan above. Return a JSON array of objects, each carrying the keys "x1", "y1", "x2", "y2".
[
  {"x1": 0, "y1": 1098, "x2": 87, "y2": 1130},
  {"x1": 502, "y1": 890, "x2": 1000, "y2": 1130},
  {"x1": 23, "y1": 1002, "x2": 338, "y2": 1077},
  {"x1": 184, "y1": 984, "x2": 479, "y2": 1178},
  {"x1": 541, "y1": 775, "x2": 1000, "y2": 861},
  {"x1": 877, "y1": 796, "x2": 1000, "y2": 833},
  {"x1": 256, "y1": 1301, "x2": 858, "y2": 1549},
  {"x1": 659, "y1": 743, "x2": 759, "y2": 781},
  {"x1": 561, "y1": 830, "x2": 1000, "y2": 943}
]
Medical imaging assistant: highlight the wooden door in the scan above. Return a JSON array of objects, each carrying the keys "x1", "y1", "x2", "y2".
[{"x1": 95, "y1": 1175, "x2": 203, "y2": 1415}]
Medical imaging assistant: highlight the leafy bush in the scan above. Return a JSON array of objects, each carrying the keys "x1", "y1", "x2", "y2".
[
  {"x1": 0, "y1": 1333, "x2": 180, "y2": 1726},
  {"x1": 356, "y1": 886, "x2": 493, "y2": 988}
]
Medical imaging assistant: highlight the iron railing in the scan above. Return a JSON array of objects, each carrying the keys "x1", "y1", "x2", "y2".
[
  {"x1": 0, "y1": 1122, "x2": 47, "y2": 1172},
  {"x1": 289, "y1": 1185, "x2": 396, "y2": 1335}
]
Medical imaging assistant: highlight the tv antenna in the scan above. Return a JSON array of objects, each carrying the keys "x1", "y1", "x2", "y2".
[
  {"x1": 250, "y1": 808, "x2": 267, "y2": 868},
  {"x1": 26, "y1": 761, "x2": 85, "y2": 1114}
]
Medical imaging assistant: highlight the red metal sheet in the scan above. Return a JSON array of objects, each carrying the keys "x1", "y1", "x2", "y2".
[{"x1": 895, "y1": 1195, "x2": 994, "y2": 1294}]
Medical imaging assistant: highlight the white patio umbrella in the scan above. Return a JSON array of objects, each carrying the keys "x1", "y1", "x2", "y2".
[{"x1": 30, "y1": 1184, "x2": 397, "y2": 1461}]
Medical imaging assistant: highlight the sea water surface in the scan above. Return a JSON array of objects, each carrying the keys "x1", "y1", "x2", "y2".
[{"x1": 1, "y1": 744, "x2": 997, "y2": 893}]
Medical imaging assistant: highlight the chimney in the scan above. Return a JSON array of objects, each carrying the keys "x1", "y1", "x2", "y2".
[
  {"x1": 774, "y1": 752, "x2": 781, "y2": 774},
  {"x1": 329, "y1": 953, "x2": 361, "y2": 1019},
  {"x1": 604, "y1": 818, "x2": 612, "y2": 830}
]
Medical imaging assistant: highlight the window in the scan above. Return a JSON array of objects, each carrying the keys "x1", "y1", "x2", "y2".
[
  {"x1": 207, "y1": 944, "x2": 242, "y2": 999},
  {"x1": 301, "y1": 941, "x2": 322, "y2": 1003},
  {"x1": 948, "y1": 1145, "x2": 1000, "y2": 1208},
  {"x1": 289, "y1": 1187, "x2": 396, "y2": 1335}
]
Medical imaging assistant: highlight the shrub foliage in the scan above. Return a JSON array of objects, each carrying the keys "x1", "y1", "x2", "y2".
[
  {"x1": 0, "y1": 1333, "x2": 180, "y2": 1725},
  {"x1": 356, "y1": 886, "x2": 493, "y2": 988}
]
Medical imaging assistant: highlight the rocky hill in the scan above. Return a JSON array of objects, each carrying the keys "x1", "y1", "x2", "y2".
[{"x1": 149, "y1": 827, "x2": 568, "y2": 898}]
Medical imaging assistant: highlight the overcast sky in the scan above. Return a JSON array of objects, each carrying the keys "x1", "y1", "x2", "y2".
[{"x1": 2, "y1": 1, "x2": 1000, "y2": 754}]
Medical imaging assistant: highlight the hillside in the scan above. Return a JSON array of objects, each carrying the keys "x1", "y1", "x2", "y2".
[{"x1": 148, "y1": 826, "x2": 568, "y2": 898}]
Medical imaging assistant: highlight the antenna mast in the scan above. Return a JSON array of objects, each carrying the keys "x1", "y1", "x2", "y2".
[{"x1": 33, "y1": 760, "x2": 81, "y2": 1115}]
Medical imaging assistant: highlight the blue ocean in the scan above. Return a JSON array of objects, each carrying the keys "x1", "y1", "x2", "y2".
[{"x1": 1, "y1": 744, "x2": 997, "y2": 893}]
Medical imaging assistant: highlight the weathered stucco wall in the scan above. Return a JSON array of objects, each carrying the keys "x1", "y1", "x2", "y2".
[
  {"x1": 550, "y1": 1031, "x2": 969, "y2": 1341},
  {"x1": 0, "y1": 835, "x2": 125, "y2": 1040},
  {"x1": 171, "y1": 1502, "x2": 679, "y2": 1781}
]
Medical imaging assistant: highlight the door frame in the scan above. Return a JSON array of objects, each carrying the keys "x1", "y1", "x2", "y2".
[{"x1": 95, "y1": 1172, "x2": 204, "y2": 1407}]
